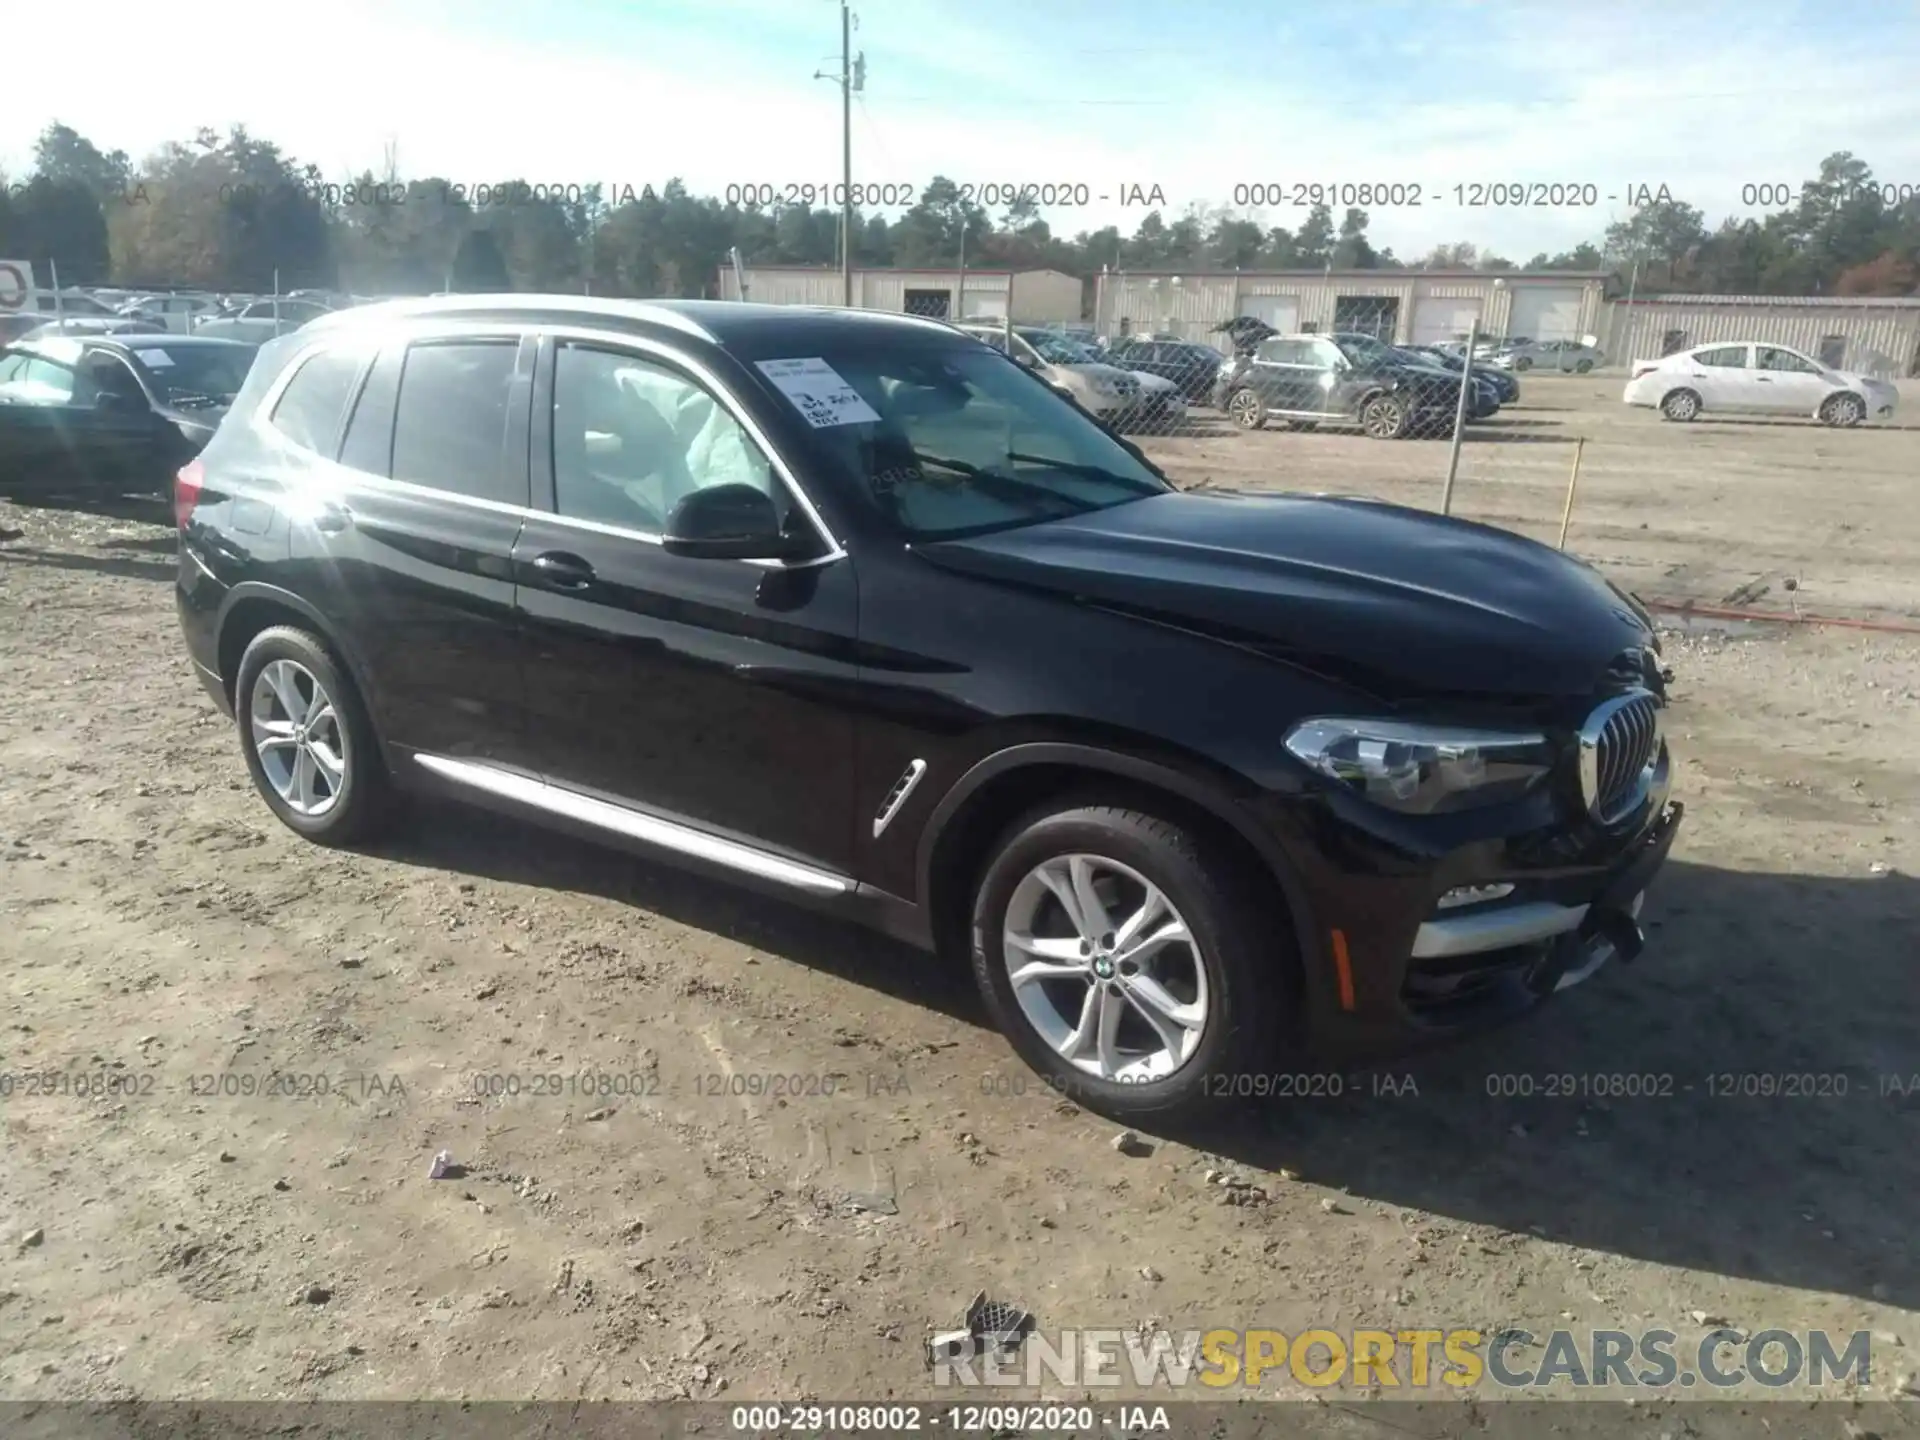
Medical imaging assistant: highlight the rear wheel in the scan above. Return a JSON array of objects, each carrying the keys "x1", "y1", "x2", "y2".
[
  {"x1": 234, "y1": 626, "x2": 393, "y2": 846},
  {"x1": 969, "y1": 803, "x2": 1292, "y2": 1125},
  {"x1": 1575, "y1": 358, "x2": 1594, "y2": 374},
  {"x1": 1819, "y1": 392, "x2": 1865, "y2": 427},
  {"x1": 1660, "y1": 388, "x2": 1702, "y2": 422},
  {"x1": 1360, "y1": 392, "x2": 1411, "y2": 439},
  {"x1": 1226, "y1": 388, "x2": 1268, "y2": 430}
]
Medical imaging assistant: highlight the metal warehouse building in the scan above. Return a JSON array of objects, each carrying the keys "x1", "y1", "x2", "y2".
[
  {"x1": 717, "y1": 265, "x2": 1082, "y2": 322},
  {"x1": 1094, "y1": 269, "x2": 1613, "y2": 348},
  {"x1": 1604, "y1": 295, "x2": 1920, "y2": 377}
]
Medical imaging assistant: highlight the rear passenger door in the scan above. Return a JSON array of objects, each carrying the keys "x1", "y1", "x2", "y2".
[
  {"x1": 1686, "y1": 344, "x2": 1755, "y2": 411},
  {"x1": 274, "y1": 328, "x2": 536, "y2": 768}
]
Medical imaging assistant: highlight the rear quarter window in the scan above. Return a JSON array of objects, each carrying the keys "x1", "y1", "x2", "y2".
[{"x1": 268, "y1": 347, "x2": 369, "y2": 455}]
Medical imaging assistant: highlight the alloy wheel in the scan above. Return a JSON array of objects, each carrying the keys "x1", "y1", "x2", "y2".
[
  {"x1": 1362, "y1": 396, "x2": 1405, "y2": 438},
  {"x1": 249, "y1": 658, "x2": 348, "y2": 817},
  {"x1": 1001, "y1": 853, "x2": 1209, "y2": 1082},
  {"x1": 1664, "y1": 390, "x2": 1700, "y2": 421},
  {"x1": 1825, "y1": 394, "x2": 1863, "y2": 426},
  {"x1": 1228, "y1": 390, "x2": 1261, "y2": 427}
]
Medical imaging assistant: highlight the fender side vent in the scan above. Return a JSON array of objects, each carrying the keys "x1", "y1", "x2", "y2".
[{"x1": 872, "y1": 759, "x2": 928, "y2": 838}]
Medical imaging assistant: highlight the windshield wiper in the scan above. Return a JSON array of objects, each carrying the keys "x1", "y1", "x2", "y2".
[
  {"x1": 1003, "y1": 452, "x2": 1164, "y2": 495},
  {"x1": 910, "y1": 453, "x2": 1104, "y2": 514}
]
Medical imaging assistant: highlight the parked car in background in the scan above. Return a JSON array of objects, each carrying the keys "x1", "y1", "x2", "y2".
[
  {"x1": 1492, "y1": 339, "x2": 1605, "y2": 374},
  {"x1": 27, "y1": 290, "x2": 120, "y2": 318},
  {"x1": 957, "y1": 322, "x2": 1143, "y2": 428},
  {"x1": 193, "y1": 298, "x2": 333, "y2": 343},
  {"x1": 0, "y1": 334, "x2": 256, "y2": 498},
  {"x1": 19, "y1": 317, "x2": 170, "y2": 341},
  {"x1": 120, "y1": 293, "x2": 225, "y2": 333},
  {"x1": 173, "y1": 295, "x2": 1680, "y2": 1121},
  {"x1": 1623, "y1": 342, "x2": 1899, "y2": 426},
  {"x1": 0, "y1": 314, "x2": 51, "y2": 346},
  {"x1": 1105, "y1": 337, "x2": 1224, "y2": 405},
  {"x1": 1213, "y1": 330, "x2": 1464, "y2": 438},
  {"x1": 1391, "y1": 347, "x2": 1501, "y2": 418},
  {"x1": 1402, "y1": 344, "x2": 1521, "y2": 404}
]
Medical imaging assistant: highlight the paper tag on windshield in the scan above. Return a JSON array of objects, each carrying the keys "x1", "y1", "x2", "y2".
[
  {"x1": 142, "y1": 349, "x2": 175, "y2": 367},
  {"x1": 755, "y1": 357, "x2": 879, "y2": 428}
]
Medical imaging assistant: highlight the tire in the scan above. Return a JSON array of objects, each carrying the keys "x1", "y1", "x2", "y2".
[
  {"x1": 1819, "y1": 392, "x2": 1865, "y2": 427},
  {"x1": 1575, "y1": 359, "x2": 1594, "y2": 374},
  {"x1": 969, "y1": 802, "x2": 1293, "y2": 1125},
  {"x1": 233, "y1": 626, "x2": 393, "y2": 846},
  {"x1": 1226, "y1": 387, "x2": 1267, "y2": 430},
  {"x1": 1283, "y1": 419, "x2": 1319, "y2": 432},
  {"x1": 1512, "y1": 356, "x2": 1533, "y2": 372},
  {"x1": 1360, "y1": 392, "x2": 1411, "y2": 439},
  {"x1": 1660, "y1": 388, "x2": 1701, "y2": 422}
]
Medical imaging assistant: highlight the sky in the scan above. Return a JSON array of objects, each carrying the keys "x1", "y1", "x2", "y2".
[{"x1": 6, "y1": 0, "x2": 1920, "y2": 263}]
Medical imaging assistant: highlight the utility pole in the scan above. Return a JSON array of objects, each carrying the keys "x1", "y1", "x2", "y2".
[{"x1": 816, "y1": 7, "x2": 862, "y2": 307}]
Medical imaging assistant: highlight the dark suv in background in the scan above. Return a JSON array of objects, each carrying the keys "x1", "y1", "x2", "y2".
[
  {"x1": 1214, "y1": 330, "x2": 1491, "y2": 437},
  {"x1": 174, "y1": 296, "x2": 1680, "y2": 1122}
]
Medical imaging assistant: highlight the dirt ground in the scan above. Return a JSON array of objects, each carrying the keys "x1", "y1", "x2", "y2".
[{"x1": 2, "y1": 379, "x2": 1917, "y2": 1410}]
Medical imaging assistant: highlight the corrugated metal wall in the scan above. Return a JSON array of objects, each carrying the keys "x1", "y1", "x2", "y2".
[
  {"x1": 1093, "y1": 273, "x2": 1610, "y2": 349},
  {"x1": 1608, "y1": 304, "x2": 1920, "y2": 375},
  {"x1": 721, "y1": 268, "x2": 1077, "y2": 322}
]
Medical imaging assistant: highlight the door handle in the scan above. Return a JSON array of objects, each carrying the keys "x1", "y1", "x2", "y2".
[
  {"x1": 314, "y1": 501, "x2": 353, "y2": 533},
  {"x1": 530, "y1": 551, "x2": 595, "y2": 589}
]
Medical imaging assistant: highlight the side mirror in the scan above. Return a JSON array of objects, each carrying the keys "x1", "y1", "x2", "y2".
[{"x1": 661, "y1": 483, "x2": 810, "y2": 562}]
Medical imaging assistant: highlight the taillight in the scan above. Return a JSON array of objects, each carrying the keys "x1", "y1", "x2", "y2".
[{"x1": 174, "y1": 458, "x2": 204, "y2": 529}]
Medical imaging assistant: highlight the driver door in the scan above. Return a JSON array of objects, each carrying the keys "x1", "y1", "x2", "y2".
[
  {"x1": 511, "y1": 335, "x2": 860, "y2": 873},
  {"x1": 0, "y1": 351, "x2": 156, "y2": 496}
]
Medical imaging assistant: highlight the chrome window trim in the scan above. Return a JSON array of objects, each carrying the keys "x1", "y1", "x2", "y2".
[
  {"x1": 539, "y1": 325, "x2": 849, "y2": 566},
  {"x1": 413, "y1": 753, "x2": 851, "y2": 895},
  {"x1": 249, "y1": 322, "x2": 849, "y2": 570}
]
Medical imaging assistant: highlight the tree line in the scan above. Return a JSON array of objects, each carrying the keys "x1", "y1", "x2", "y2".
[{"x1": 3, "y1": 123, "x2": 1916, "y2": 304}]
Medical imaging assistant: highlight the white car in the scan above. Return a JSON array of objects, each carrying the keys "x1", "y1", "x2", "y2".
[{"x1": 1624, "y1": 342, "x2": 1898, "y2": 426}]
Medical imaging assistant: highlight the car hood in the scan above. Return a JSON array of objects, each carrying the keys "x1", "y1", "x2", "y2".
[
  {"x1": 917, "y1": 489, "x2": 1652, "y2": 703},
  {"x1": 1126, "y1": 370, "x2": 1179, "y2": 394}
]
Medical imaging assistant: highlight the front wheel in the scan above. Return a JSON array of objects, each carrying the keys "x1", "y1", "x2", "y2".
[
  {"x1": 1575, "y1": 359, "x2": 1594, "y2": 374},
  {"x1": 1360, "y1": 392, "x2": 1411, "y2": 439},
  {"x1": 1512, "y1": 356, "x2": 1533, "y2": 372},
  {"x1": 1226, "y1": 387, "x2": 1268, "y2": 430},
  {"x1": 1819, "y1": 392, "x2": 1865, "y2": 427},
  {"x1": 969, "y1": 803, "x2": 1292, "y2": 1124}
]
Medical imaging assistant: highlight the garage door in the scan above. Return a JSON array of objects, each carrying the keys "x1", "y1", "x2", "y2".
[
  {"x1": 1412, "y1": 298, "x2": 1483, "y2": 346},
  {"x1": 1240, "y1": 295, "x2": 1299, "y2": 332},
  {"x1": 1507, "y1": 286, "x2": 1585, "y2": 342}
]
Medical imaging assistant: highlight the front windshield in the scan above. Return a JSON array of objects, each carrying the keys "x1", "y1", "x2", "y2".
[
  {"x1": 134, "y1": 346, "x2": 253, "y2": 406},
  {"x1": 1022, "y1": 332, "x2": 1101, "y2": 366},
  {"x1": 773, "y1": 340, "x2": 1169, "y2": 540}
]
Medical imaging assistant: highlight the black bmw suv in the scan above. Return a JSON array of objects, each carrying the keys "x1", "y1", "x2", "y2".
[
  {"x1": 174, "y1": 296, "x2": 1681, "y2": 1123},
  {"x1": 1214, "y1": 330, "x2": 1493, "y2": 437}
]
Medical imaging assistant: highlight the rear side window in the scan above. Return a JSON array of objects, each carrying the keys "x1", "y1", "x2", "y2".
[
  {"x1": 268, "y1": 348, "x2": 366, "y2": 454},
  {"x1": 389, "y1": 341, "x2": 520, "y2": 503},
  {"x1": 1694, "y1": 346, "x2": 1748, "y2": 369}
]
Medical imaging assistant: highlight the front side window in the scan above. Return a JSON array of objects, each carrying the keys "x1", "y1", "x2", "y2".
[
  {"x1": 1694, "y1": 346, "x2": 1749, "y2": 369},
  {"x1": 767, "y1": 339, "x2": 1168, "y2": 541},
  {"x1": 389, "y1": 341, "x2": 520, "y2": 502},
  {"x1": 1756, "y1": 346, "x2": 1819, "y2": 374},
  {"x1": 551, "y1": 344, "x2": 781, "y2": 535},
  {"x1": 269, "y1": 347, "x2": 367, "y2": 454}
]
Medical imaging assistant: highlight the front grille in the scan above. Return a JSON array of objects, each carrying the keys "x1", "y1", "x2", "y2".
[{"x1": 1580, "y1": 691, "x2": 1661, "y2": 821}]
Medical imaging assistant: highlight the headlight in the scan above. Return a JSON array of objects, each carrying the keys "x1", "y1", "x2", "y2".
[
  {"x1": 1283, "y1": 719, "x2": 1553, "y2": 814},
  {"x1": 1090, "y1": 376, "x2": 1122, "y2": 398}
]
